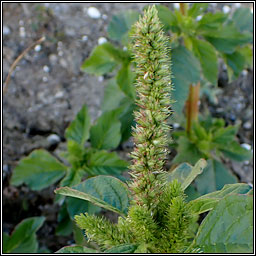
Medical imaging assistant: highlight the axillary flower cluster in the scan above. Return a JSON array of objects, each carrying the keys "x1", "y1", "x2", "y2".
[{"x1": 75, "y1": 5, "x2": 196, "y2": 253}]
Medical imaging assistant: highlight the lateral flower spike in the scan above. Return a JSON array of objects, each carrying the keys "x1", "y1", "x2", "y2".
[{"x1": 129, "y1": 5, "x2": 173, "y2": 208}]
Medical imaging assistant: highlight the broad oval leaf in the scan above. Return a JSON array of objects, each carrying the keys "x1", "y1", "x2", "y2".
[
  {"x1": 194, "y1": 194, "x2": 253, "y2": 253},
  {"x1": 188, "y1": 183, "x2": 252, "y2": 214},
  {"x1": 166, "y1": 159, "x2": 207, "y2": 190},
  {"x1": 11, "y1": 150, "x2": 66, "y2": 191},
  {"x1": 56, "y1": 245, "x2": 98, "y2": 253},
  {"x1": 55, "y1": 175, "x2": 130, "y2": 217},
  {"x1": 90, "y1": 109, "x2": 122, "y2": 150},
  {"x1": 65, "y1": 104, "x2": 91, "y2": 145},
  {"x1": 232, "y1": 7, "x2": 253, "y2": 33},
  {"x1": 4, "y1": 216, "x2": 45, "y2": 253}
]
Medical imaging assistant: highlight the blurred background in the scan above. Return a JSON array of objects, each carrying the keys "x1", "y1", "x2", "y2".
[{"x1": 3, "y1": 2, "x2": 253, "y2": 253}]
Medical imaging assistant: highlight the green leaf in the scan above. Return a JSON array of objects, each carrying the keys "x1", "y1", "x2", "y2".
[
  {"x1": 232, "y1": 7, "x2": 253, "y2": 33},
  {"x1": 197, "y1": 12, "x2": 227, "y2": 31},
  {"x1": 55, "y1": 204, "x2": 73, "y2": 236},
  {"x1": 192, "y1": 38, "x2": 218, "y2": 85},
  {"x1": 203, "y1": 25, "x2": 252, "y2": 54},
  {"x1": 223, "y1": 51, "x2": 246, "y2": 78},
  {"x1": 65, "y1": 105, "x2": 91, "y2": 145},
  {"x1": 172, "y1": 136, "x2": 203, "y2": 165},
  {"x1": 194, "y1": 194, "x2": 253, "y2": 253},
  {"x1": 107, "y1": 10, "x2": 140, "y2": 43},
  {"x1": 86, "y1": 149, "x2": 128, "y2": 176},
  {"x1": 105, "y1": 244, "x2": 138, "y2": 253},
  {"x1": 195, "y1": 159, "x2": 238, "y2": 195},
  {"x1": 156, "y1": 5, "x2": 178, "y2": 31},
  {"x1": 117, "y1": 63, "x2": 136, "y2": 99},
  {"x1": 81, "y1": 43, "x2": 124, "y2": 75},
  {"x1": 171, "y1": 45, "x2": 201, "y2": 114},
  {"x1": 188, "y1": 183, "x2": 252, "y2": 214},
  {"x1": 11, "y1": 150, "x2": 66, "y2": 190},
  {"x1": 4, "y1": 217, "x2": 45, "y2": 253},
  {"x1": 102, "y1": 78, "x2": 126, "y2": 112},
  {"x1": 218, "y1": 141, "x2": 253, "y2": 162},
  {"x1": 166, "y1": 159, "x2": 207, "y2": 190},
  {"x1": 55, "y1": 175, "x2": 130, "y2": 217},
  {"x1": 212, "y1": 124, "x2": 239, "y2": 145},
  {"x1": 188, "y1": 3, "x2": 209, "y2": 18},
  {"x1": 56, "y1": 245, "x2": 98, "y2": 253},
  {"x1": 90, "y1": 109, "x2": 122, "y2": 150}
]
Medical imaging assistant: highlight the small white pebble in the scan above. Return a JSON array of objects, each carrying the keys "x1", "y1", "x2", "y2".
[
  {"x1": 223, "y1": 5, "x2": 231, "y2": 14},
  {"x1": 82, "y1": 35, "x2": 88, "y2": 41},
  {"x1": 47, "y1": 134, "x2": 61, "y2": 144},
  {"x1": 98, "y1": 37, "x2": 107, "y2": 45},
  {"x1": 43, "y1": 65, "x2": 50, "y2": 73},
  {"x1": 242, "y1": 70, "x2": 248, "y2": 76},
  {"x1": 210, "y1": 3, "x2": 217, "y2": 7},
  {"x1": 49, "y1": 54, "x2": 58, "y2": 64},
  {"x1": 55, "y1": 91, "x2": 64, "y2": 98},
  {"x1": 3, "y1": 25, "x2": 11, "y2": 35},
  {"x1": 173, "y1": 123, "x2": 180, "y2": 129},
  {"x1": 58, "y1": 51, "x2": 64, "y2": 57},
  {"x1": 102, "y1": 14, "x2": 108, "y2": 20},
  {"x1": 244, "y1": 160, "x2": 250, "y2": 165},
  {"x1": 241, "y1": 143, "x2": 251, "y2": 151},
  {"x1": 196, "y1": 15, "x2": 202, "y2": 21},
  {"x1": 19, "y1": 27, "x2": 26, "y2": 37},
  {"x1": 243, "y1": 121, "x2": 252, "y2": 130},
  {"x1": 87, "y1": 7, "x2": 101, "y2": 19},
  {"x1": 123, "y1": 46, "x2": 127, "y2": 51},
  {"x1": 42, "y1": 76, "x2": 48, "y2": 82},
  {"x1": 234, "y1": 3, "x2": 241, "y2": 8},
  {"x1": 34, "y1": 44, "x2": 41, "y2": 52},
  {"x1": 173, "y1": 3, "x2": 180, "y2": 9},
  {"x1": 19, "y1": 20, "x2": 24, "y2": 26},
  {"x1": 98, "y1": 76, "x2": 104, "y2": 82},
  {"x1": 58, "y1": 41, "x2": 63, "y2": 47}
]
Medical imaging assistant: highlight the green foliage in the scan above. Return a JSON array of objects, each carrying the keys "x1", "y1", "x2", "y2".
[
  {"x1": 56, "y1": 245, "x2": 98, "y2": 253},
  {"x1": 3, "y1": 217, "x2": 45, "y2": 253}
]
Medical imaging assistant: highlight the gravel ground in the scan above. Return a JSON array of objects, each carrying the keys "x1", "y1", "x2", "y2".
[{"x1": 3, "y1": 2, "x2": 253, "y2": 252}]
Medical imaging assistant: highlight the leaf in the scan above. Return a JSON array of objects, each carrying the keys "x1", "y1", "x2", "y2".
[
  {"x1": 105, "y1": 244, "x2": 139, "y2": 253},
  {"x1": 188, "y1": 183, "x2": 252, "y2": 214},
  {"x1": 55, "y1": 175, "x2": 130, "y2": 217},
  {"x1": 156, "y1": 5, "x2": 178, "y2": 31},
  {"x1": 212, "y1": 124, "x2": 239, "y2": 145},
  {"x1": 116, "y1": 63, "x2": 136, "y2": 99},
  {"x1": 56, "y1": 245, "x2": 98, "y2": 253},
  {"x1": 86, "y1": 149, "x2": 128, "y2": 176},
  {"x1": 203, "y1": 25, "x2": 252, "y2": 54},
  {"x1": 195, "y1": 159, "x2": 238, "y2": 195},
  {"x1": 90, "y1": 109, "x2": 122, "y2": 150},
  {"x1": 172, "y1": 136, "x2": 203, "y2": 165},
  {"x1": 65, "y1": 105, "x2": 91, "y2": 145},
  {"x1": 188, "y1": 3, "x2": 209, "y2": 18},
  {"x1": 218, "y1": 141, "x2": 253, "y2": 162},
  {"x1": 166, "y1": 159, "x2": 207, "y2": 190},
  {"x1": 102, "y1": 78, "x2": 126, "y2": 112},
  {"x1": 192, "y1": 38, "x2": 218, "y2": 85},
  {"x1": 171, "y1": 45, "x2": 201, "y2": 114},
  {"x1": 107, "y1": 10, "x2": 140, "y2": 43},
  {"x1": 4, "y1": 217, "x2": 45, "y2": 253},
  {"x1": 232, "y1": 7, "x2": 253, "y2": 33},
  {"x1": 194, "y1": 194, "x2": 253, "y2": 253},
  {"x1": 197, "y1": 12, "x2": 227, "y2": 31},
  {"x1": 11, "y1": 150, "x2": 66, "y2": 191},
  {"x1": 81, "y1": 43, "x2": 124, "y2": 75},
  {"x1": 55, "y1": 204, "x2": 73, "y2": 236}
]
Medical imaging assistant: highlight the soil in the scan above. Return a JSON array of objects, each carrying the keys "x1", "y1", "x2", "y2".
[{"x1": 3, "y1": 3, "x2": 253, "y2": 253}]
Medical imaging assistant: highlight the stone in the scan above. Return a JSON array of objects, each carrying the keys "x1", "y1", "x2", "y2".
[{"x1": 87, "y1": 7, "x2": 101, "y2": 19}]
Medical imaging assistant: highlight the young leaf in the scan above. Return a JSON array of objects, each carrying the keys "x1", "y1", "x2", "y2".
[
  {"x1": 116, "y1": 63, "x2": 136, "y2": 99},
  {"x1": 55, "y1": 175, "x2": 130, "y2": 217},
  {"x1": 107, "y1": 10, "x2": 140, "y2": 43},
  {"x1": 86, "y1": 149, "x2": 128, "y2": 176},
  {"x1": 197, "y1": 12, "x2": 227, "y2": 31},
  {"x1": 192, "y1": 38, "x2": 218, "y2": 85},
  {"x1": 212, "y1": 124, "x2": 239, "y2": 145},
  {"x1": 4, "y1": 217, "x2": 45, "y2": 253},
  {"x1": 232, "y1": 7, "x2": 253, "y2": 33},
  {"x1": 166, "y1": 159, "x2": 207, "y2": 190},
  {"x1": 11, "y1": 150, "x2": 66, "y2": 191},
  {"x1": 90, "y1": 110, "x2": 122, "y2": 150},
  {"x1": 65, "y1": 104, "x2": 91, "y2": 145},
  {"x1": 56, "y1": 245, "x2": 98, "y2": 253},
  {"x1": 195, "y1": 159, "x2": 238, "y2": 195},
  {"x1": 155, "y1": 5, "x2": 178, "y2": 31},
  {"x1": 194, "y1": 194, "x2": 253, "y2": 253},
  {"x1": 187, "y1": 3, "x2": 208, "y2": 18},
  {"x1": 81, "y1": 43, "x2": 123, "y2": 75},
  {"x1": 105, "y1": 244, "x2": 138, "y2": 253},
  {"x1": 188, "y1": 183, "x2": 252, "y2": 214}
]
